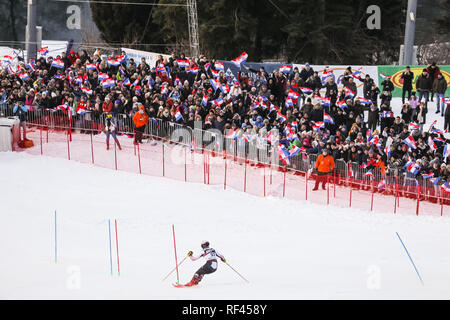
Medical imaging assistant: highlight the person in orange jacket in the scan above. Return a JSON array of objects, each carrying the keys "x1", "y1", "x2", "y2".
[
  {"x1": 133, "y1": 104, "x2": 149, "y2": 144},
  {"x1": 313, "y1": 148, "x2": 335, "y2": 190}
]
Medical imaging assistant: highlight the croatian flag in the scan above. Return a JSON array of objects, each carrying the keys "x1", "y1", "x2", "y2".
[
  {"x1": 213, "y1": 98, "x2": 224, "y2": 106},
  {"x1": 161, "y1": 85, "x2": 168, "y2": 95},
  {"x1": 279, "y1": 65, "x2": 292, "y2": 73},
  {"x1": 277, "y1": 144, "x2": 290, "y2": 165},
  {"x1": 380, "y1": 111, "x2": 394, "y2": 118},
  {"x1": 232, "y1": 52, "x2": 248, "y2": 67},
  {"x1": 323, "y1": 112, "x2": 334, "y2": 124},
  {"x1": 177, "y1": 60, "x2": 190, "y2": 68},
  {"x1": 187, "y1": 66, "x2": 199, "y2": 74},
  {"x1": 51, "y1": 59, "x2": 65, "y2": 69},
  {"x1": 86, "y1": 63, "x2": 97, "y2": 71},
  {"x1": 269, "y1": 104, "x2": 279, "y2": 113},
  {"x1": 18, "y1": 73, "x2": 29, "y2": 81},
  {"x1": 360, "y1": 162, "x2": 368, "y2": 169},
  {"x1": 406, "y1": 162, "x2": 420, "y2": 175},
  {"x1": 444, "y1": 144, "x2": 450, "y2": 159},
  {"x1": 337, "y1": 100, "x2": 348, "y2": 110},
  {"x1": 403, "y1": 136, "x2": 417, "y2": 149},
  {"x1": 107, "y1": 58, "x2": 120, "y2": 67},
  {"x1": 352, "y1": 68, "x2": 363, "y2": 79},
  {"x1": 174, "y1": 110, "x2": 183, "y2": 121},
  {"x1": 202, "y1": 94, "x2": 208, "y2": 106},
  {"x1": 210, "y1": 79, "x2": 219, "y2": 91},
  {"x1": 27, "y1": 59, "x2": 36, "y2": 72},
  {"x1": 318, "y1": 97, "x2": 331, "y2": 107},
  {"x1": 116, "y1": 55, "x2": 126, "y2": 64},
  {"x1": 289, "y1": 145, "x2": 301, "y2": 158},
  {"x1": 441, "y1": 182, "x2": 450, "y2": 194},
  {"x1": 432, "y1": 127, "x2": 444, "y2": 135},
  {"x1": 442, "y1": 97, "x2": 450, "y2": 105},
  {"x1": 357, "y1": 97, "x2": 372, "y2": 105},
  {"x1": 422, "y1": 172, "x2": 434, "y2": 179},
  {"x1": 434, "y1": 136, "x2": 446, "y2": 143},
  {"x1": 38, "y1": 46, "x2": 49, "y2": 56},
  {"x1": 380, "y1": 74, "x2": 391, "y2": 79},
  {"x1": 102, "y1": 78, "x2": 115, "y2": 88},
  {"x1": 81, "y1": 87, "x2": 93, "y2": 95},
  {"x1": 431, "y1": 177, "x2": 441, "y2": 185},
  {"x1": 288, "y1": 88, "x2": 299, "y2": 100},
  {"x1": 428, "y1": 136, "x2": 437, "y2": 151},
  {"x1": 266, "y1": 131, "x2": 276, "y2": 143},
  {"x1": 174, "y1": 77, "x2": 181, "y2": 87},
  {"x1": 277, "y1": 112, "x2": 287, "y2": 123},
  {"x1": 408, "y1": 122, "x2": 420, "y2": 131},
  {"x1": 300, "y1": 87, "x2": 313, "y2": 94},
  {"x1": 285, "y1": 98, "x2": 294, "y2": 108},
  {"x1": 344, "y1": 87, "x2": 355, "y2": 98},
  {"x1": 214, "y1": 62, "x2": 224, "y2": 71},
  {"x1": 211, "y1": 69, "x2": 219, "y2": 78},
  {"x1": 156, "y1": 66, "x2": 166, "y2": 74},
  {"x1": 123, "y1": 78, "x2": 131, "y2": 86},
  {"x1": 312, "y1": 121, "x2": 325, "y2": 131},
  {"x1": 98, "y1": 73, "x2": 108, "y2": 81}
]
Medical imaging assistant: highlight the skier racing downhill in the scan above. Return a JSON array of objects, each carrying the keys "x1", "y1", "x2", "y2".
[{"x1": 184, "y1": 241, "x2": 226, "y2": 287}]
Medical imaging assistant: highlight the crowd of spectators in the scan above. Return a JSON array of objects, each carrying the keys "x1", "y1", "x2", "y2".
[{"x1": 0, "y1": 48, "x2": 449, "y2": 185}]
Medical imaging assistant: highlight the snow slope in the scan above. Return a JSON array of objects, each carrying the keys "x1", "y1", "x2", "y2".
[{"x1": 1, "y1": 152, "x2": 450, "y2": 300}]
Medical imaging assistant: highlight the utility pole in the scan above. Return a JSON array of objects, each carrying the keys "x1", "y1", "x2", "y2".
[
  {"x1": 403, "y1": 0, "x2": 417, "y2": 65},
  {"x1": 187, "y1": 0, "x2": 200, "y2": 58},
  {"x1": 26, "y1": 0, "x2": 37, "y2": 61}
]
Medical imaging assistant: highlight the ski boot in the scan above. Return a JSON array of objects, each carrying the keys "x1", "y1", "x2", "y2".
[{"x1": 185, "y1": 274, "x2": 202, "y2": 286}]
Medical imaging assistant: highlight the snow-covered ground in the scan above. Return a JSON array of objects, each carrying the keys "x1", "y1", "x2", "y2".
[{"x1": 1, "y1": 151, "x2": 450, "y2": 300}]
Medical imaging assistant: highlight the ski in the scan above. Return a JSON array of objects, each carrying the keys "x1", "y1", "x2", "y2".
[{"x1": 172, "y1": 283, "x2": 194, "y2": 288}]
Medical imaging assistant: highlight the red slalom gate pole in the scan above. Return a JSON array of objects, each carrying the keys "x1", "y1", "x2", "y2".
[
  {"x1": 416, "y1": 185, "x2": 420, "y2": 216},
  {"x1": 441, "y1": 189, "x2": 444, "y2": 216},
  {"x1": 224, "y1": 157, "x2": 227, "y2": 190},
  {"x1": 370, "y1": 179, "x2": 374, "y2": 211},
  {"x1": 207, "y1": 152, "x2": 210, "y2": 185},
  {"x1": 283, "y1": 167, "x2": 286, "y2": 198},
  {"x1": 133, "y1": 129, "x2": 136, "y2": 156},
  {"x1": 40, "y1": 127, "x2": 43, "y2": 155},
  {"x1": 90, "y1": 131, "x2": 94, "y2": 164},
  {"x1": 244, "y1": 157, "x2": 247, "y2": 193},
  {"x1": 162, "y1": 144, "x2": 165, "y2": 177},
  {"x1": 114, "y1": 141, "x2": 118, "y2": 170},
  {"x1": 137, "y1": 143, "x2": 142, "y2": 174},
  {"x1": 333, "y1": 171, "x2": 336, "y2": 198},
  {"x1": 305, "y1": 171, "x2": 308, "y2": 201},
  {"x1": 115, "y1": 219, "x2": 121, "y2": 276},
  {"x1": 327, "y1": 175, "x2": 330, "y2": 205},
  {"x1": 172, "y1": 224, "x2": 180, "y2": 284},
  {"x1": 349, "y1": 176, "x2": 353, "y2": 208},
  {"x1": 66, "y1": 131, "x2": 70, "y2": 160}
]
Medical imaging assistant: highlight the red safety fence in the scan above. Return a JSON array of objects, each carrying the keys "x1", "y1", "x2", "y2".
[{"x1": 18, "y1": 124, "x2": 449, "y2": 218}]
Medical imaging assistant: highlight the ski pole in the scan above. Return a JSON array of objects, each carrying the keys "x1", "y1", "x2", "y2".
[
  {"x1": 162, "y1": 255, "x2": 189, "y2": 281},
  {"x1": 224, "y1": 261, "x2": 249, "y2": 283}
]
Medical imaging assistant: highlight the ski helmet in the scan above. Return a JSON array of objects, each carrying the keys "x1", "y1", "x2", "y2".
[{"x1": 201, "y1": 240, "x2": 209, "y2": 249}]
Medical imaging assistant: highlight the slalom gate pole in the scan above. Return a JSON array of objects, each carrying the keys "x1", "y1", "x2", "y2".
[
  {"x1": 133, "y1": 129, "x2": 136, "y2": 156},
  {"x1": 441, "y1": 189, "x2": 444, "y2": 216},
  {"x1": 282, "y1": 167, "x2": 286, "y2": 198},
  {"x1": 327, "y1": 174, "x2": 330, "y2": 205},
  {"x1": 108, "y1": 219, "x2": 113, "y2": 276},
  {"x1": 263, "y1": 165, "x2": 266, "y2": 197},
  {"x1": 333, "y1": 171, "x2": 336, "y2": 198},
  {"x1": 416, "y1": 185, "x2": 420, "y2": 216},
  {"x1": 207, "y1": 152, "x2": 210, "y2": 184},
  {"x1": 184, "y1": 147, "x2": 187, "y2": 182},
  {"x1": 371, "y1": 178, "x2": 374, "y2": 211},
  {"x1": 114, "y1": 141, "x2": 118, "y2": 170},
  {"x1": 40, "y1": 127, "x2": 43, "y2": 155},
  {"x1": 90, "y1": 131, "x2": 94, "y2": 164},
  {"x1": 172, "y1": 224, "x2": 180, "y2": 284},
  {"x1": 244, "y1": 157, "x2": 247, "y2": 192},
  {"x1": 224, "y1": 156, "x2": 227, "y2": 190},
  {"x1": 162, "y1": 144, "x2": 165, "y2": 177},
  {"x1": 54, "y1": 210, "x2": 57, "y2": 263},
  {"x1": 162, "y1": 255, "x2": 188, "y2": 281},
  {"x1": 66, "y1": 131, "x2": 70, "y2": 160},
  {"x1": 115, "y1": 219, "x2": 121, "y2": 276},
  {"x1": 349, "y1": 176, "x2": 352, "y2": 208},
  {"x1": 396, "y1": 232, "x2": 424, "y2": 286},
  {"x1": 305, "y1": 170, "x2": 308, "y2": 201},
  {"x1": 225, "y1": 261, "x2": 249, "y2": 283},
  {"x1": 137, "y1": 143, "x2": 142, "y2": 174}
]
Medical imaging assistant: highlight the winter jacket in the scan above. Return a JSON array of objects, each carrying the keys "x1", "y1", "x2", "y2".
[
  {"x1": 416, "y1": 74, "x2": 432, "y2": 92},
  {"x1": 133, "y1": 106, "x2": 149, "y2": 128},
  {"x1": 401, "y1": 71, "x2": 414, "y2": 90},
  {"x1": 315, "y1": 153, "x2": 335, "y2": 173},
  {"x1": 433, "y1": 77, "x2": 448, "y2": 94}
]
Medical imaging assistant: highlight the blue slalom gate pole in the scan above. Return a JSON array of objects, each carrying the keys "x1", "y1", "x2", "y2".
[
  {"x1": 54, "y1": 210, "x2": 57, "y2": 263},
  {"x1": 396, "y1": 232, "x2": 424, "y2": 286},
  {"x1": 108, "y1": 219, "x2": 113, "y2": 276}
]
